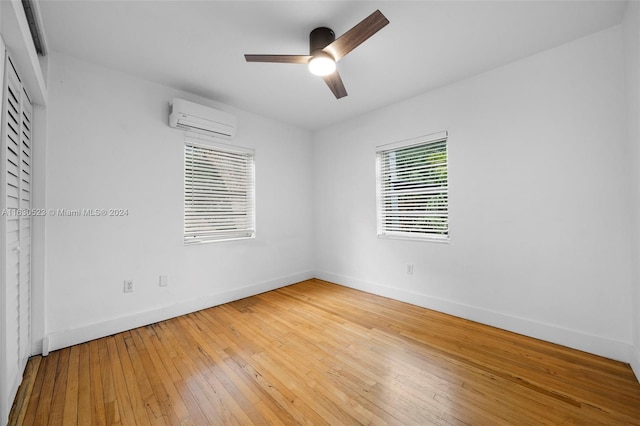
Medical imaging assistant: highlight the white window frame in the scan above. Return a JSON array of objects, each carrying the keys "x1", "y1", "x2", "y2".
[
  {"x1": 376, "y1": 131, "x2": 449, "y2": 243},
  {"x1": 184, "y1": 137, "x2": 255, "y2": 244}
]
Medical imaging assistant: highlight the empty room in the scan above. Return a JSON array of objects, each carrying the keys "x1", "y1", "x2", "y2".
[{"x1": 2, "y1": 0, "x2": 640, "y2": 424}]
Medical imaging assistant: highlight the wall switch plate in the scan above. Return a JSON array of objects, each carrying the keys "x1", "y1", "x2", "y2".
[
  {"x1": 406, "y1": 264, "x2": 414, "y2": 275},
  {"x1": 124, "y1": 280, "x2": 134, "y2": 293},
  {"x1": 159, "y1": 275, "x2": 169, "y2": 287}
]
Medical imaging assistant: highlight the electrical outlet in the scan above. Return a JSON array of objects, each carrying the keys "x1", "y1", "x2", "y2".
[
  {"x1": 124, "y1": 280, "x2": 134, "y2": 293},
  {"x1": 406, "y1": 264, "x2": 414, "y2": 275},
  {"x1": 159, "y1": 275, "x2": 169, "y2": 287}
]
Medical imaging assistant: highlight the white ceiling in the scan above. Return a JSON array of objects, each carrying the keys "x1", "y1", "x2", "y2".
[{"x1": 38, "y1": 1, "x2": 627, "y2": 131}]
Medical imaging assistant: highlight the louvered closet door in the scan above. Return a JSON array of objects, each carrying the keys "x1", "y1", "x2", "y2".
[
  {"x1": 18, "y1": 84, "x2": 32, "y2": 371},
  {"x1": 1, "y1": 54, "x2": 32, "y2": 411}
]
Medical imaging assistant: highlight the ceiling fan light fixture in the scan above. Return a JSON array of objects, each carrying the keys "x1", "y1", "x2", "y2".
[
  {"x1": 245, "y1": 10, "x2": 389, "y2": 98},
  {"x1": 308, "y1": 53, "x2": 336, "y2": 76}
]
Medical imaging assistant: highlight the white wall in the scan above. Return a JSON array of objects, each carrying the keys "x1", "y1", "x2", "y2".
[
  {"x1": 623, "y1": 1, "x2": 640, "y2": 377},
  {"x1": 34, "y1": 9, "x2": 640, "y2": 373},
  {"x1": 43, "y1": 52, "x2": 314, "y2": 351},
  {"x1": 313, "y1": 26, "x2": 635, "y2": 362}
]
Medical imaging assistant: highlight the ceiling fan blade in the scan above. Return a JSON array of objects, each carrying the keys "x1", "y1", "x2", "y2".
[
  {"x1": 244, "y1": 54, "x2": 312, "y2": 64},
  {"x1": 323, "y1": 10, "x2": 389, "y2": 61},
  {"x1": 322, "y1": 70, "x2": 348, "y2": 99}
]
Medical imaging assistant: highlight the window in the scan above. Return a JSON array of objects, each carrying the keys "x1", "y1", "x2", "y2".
[
  {"x1": 376, "y1": 132, "x2": 448, "y2": 241},
  {"x1": 184, "y1": 141, "x2": 255, "y2": 244}
]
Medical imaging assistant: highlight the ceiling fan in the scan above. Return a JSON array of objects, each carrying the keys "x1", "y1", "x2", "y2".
[{"x1": 244, "y1": 10, "x2": 389, "y2": 99}]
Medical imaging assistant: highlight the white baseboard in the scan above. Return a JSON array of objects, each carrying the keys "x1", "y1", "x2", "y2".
[
  {"x1": 315, "y1": 270, "x2": 633, "y2": 364},
  {"x1": 44, "y1": 270, "x2": 314, "y2": 353},
  {"x1": 43, "y1": 269, "x2": 637, "y2": 375},
  {"x1": 631, "y1": 346, "x2": 640, "y2": 382}
]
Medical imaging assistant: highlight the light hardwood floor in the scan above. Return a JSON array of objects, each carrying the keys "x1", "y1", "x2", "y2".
[{"x1": 9, "y1": 279, "x2": 640, "y2": 425}]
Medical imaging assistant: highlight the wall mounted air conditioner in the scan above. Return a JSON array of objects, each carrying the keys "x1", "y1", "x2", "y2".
[{"x1": 169, "y1": 98, "x2": 236, "y2": 139}]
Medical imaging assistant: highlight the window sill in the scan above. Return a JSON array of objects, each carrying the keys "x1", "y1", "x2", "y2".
[
  {"x1": 185, "y1": 235, "x2": 256, "y2": 245},
  {"x1": 377, "y1": 233, "x2": 450, "y2": 244}
]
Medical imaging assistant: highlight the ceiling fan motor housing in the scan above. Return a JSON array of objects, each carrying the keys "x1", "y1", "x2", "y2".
[{"x1": 310, "y1": 27, "x2": 335, "y2": 56}]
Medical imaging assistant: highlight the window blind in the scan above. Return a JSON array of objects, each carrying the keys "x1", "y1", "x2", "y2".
[
  {"x1": 376, "y1": 135, "x2": 448, "y2": 241},
  {"x1": 184, "y1": 142, "x2": 255, "y2": 244}
]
